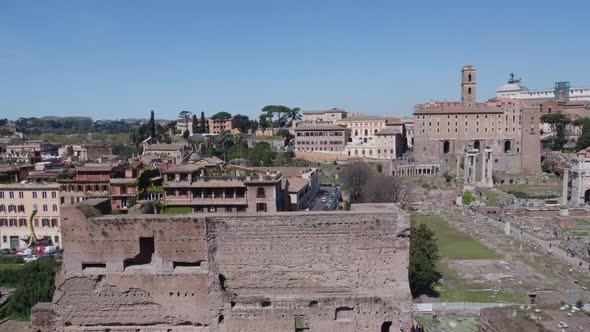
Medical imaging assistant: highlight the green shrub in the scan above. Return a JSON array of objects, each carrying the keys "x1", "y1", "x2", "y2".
[
  {"x1": 0, "y1": 258, "x2": 60, "y2": 320},
  {"x1": 0, "y1": 256, "x2": 23, "y2": 264},
  {"x1": 462, "y1": 190, "x2": 473, "y2": 206}
]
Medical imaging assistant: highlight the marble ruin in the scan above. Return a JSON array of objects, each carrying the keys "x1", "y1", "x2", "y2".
[{"x1": 32, "y1": 205, "x2": 412, "y2": 332}]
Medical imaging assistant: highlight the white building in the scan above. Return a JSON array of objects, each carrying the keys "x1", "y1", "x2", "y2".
[{"x1": 496, "y1": 75, "x2": 590, "y2": 101}]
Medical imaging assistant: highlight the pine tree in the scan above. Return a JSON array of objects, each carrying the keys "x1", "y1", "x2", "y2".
[{"x1": 191, "y1": 114, "x2": 198, "y2": 135}]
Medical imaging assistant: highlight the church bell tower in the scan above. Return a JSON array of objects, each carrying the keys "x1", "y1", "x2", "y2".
[{"x1": 461, "y1": 65, "x2": 476, "y2": 106}]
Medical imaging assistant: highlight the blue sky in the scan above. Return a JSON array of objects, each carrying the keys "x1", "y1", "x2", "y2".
[{"x1": 1, "y1": 0, "x2": 589, "y2": 120}]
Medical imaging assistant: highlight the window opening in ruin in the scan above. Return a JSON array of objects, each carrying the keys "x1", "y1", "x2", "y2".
[
  {"x1": 218, "y1": 314, "x2": 225, "y2": 324},
  {"x1": 173, "y1": 260, "x2": 203, "y2": 271},
  {"x1": 123, "y1": 237, "x2": 155, "y2": 269},
  {"x1": 335, "y1": 307, "x2": 353, "y2": 320},
  {"x1": 504, "y1": 140, "x2": 511, "y2": 153},
  {"x1": 473, "y1": 140, "x2": 480, "y2": 151},
  {"x1": 309, "y1": 300, "x2": 318, "y2": 307},
  {"x1": 468, "y1": 87, "x2": 472, "y2": 94},
  {"x1": 443, "y1": 141, "x2": 450, "y2": 154},
  {"x1": 82, "y1": 263, "x2": 106, "y2": 270},
  {"x1": 528, "y1": 294, "x2": 537, "y2": 304},
  {"x1": 381, "y1": 321, "x2": 393, "y2": 332},
  {"x1": 261, "y1": 300, "x2": 271, "y2": 308},
  {"x1": 468, "y1": 74, "x2": 472, "y2": 82},
  {"x1": 219, "y1": 274, "x2": 227, "y2": 291}
]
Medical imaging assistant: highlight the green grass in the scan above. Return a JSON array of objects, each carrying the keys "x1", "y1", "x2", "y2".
[
  {"x1": 484, "y1": 191, "x2": 499, "y2": 206},
  {"x1": 498, "y1": 184, "x2": 560, "y2": 198},
  {"x1": 162, "y1": 206, "x2": 192, "y2": 214},
  {"x1": 0, "y1": 264, "x2": 23, "y2": 271},
  {"x1": 435, "y1": 284, "x2": 526, "y2": 303},
  {"x1": 572, "y1": 231, "x2": 590, "y2": 237},
  {"x1": 415, "y1": 314, "x2": 478, "y2": 332},
  {"x1": 412, "y1": 214, "x2": 500, "y2": 260}
]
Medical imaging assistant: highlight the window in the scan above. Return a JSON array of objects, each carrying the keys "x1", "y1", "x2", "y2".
[
  {"x1": 468, "y1": 87, "x2": 472, "y2": 95},
  {"x1": 256, "y1": 203, "x2": 267, "y2": 212},
  {"x1": 17, "y1": 205, "x2": 24, "y2": 213},
  {"x1": 54, "y1": 236, "x2": 59, "y2": 243},
  {"x1": 51, "y1": 219, "x2": 58, "y2": 227},
  {"x1": 0, "y1": 192, "x2": 3, "y2": 199},
  {"x1": 8, "y1": 205, "x2": 15, "y2": 213},
  {"x1": 504, "y1": 140, "x2": 511, "y2": 153},
  {"x1": 42, "y1": 219, "x2": 49, "y2": 227},
  {"x1": 256, "y1": 188, "x2": 266, "y2": 198},
  {"x1": 468, "y1": 74, "x2": 472, "y2": 82},
  {"x1": 9, "y1": 192, "x2": 14, "y2": 199},
  {"x1": 32, "y1": 192, "x2": 37, "y2": 199},
  {"x1": 52, "y1": 204, "x2": 58, "y2": 212},
  {"x1": 443, "y1": 141, "x2": 450, "y2": 154},
  {"x1": 9, "y1": 219, "x2": 16, "y2": 227},
  {"x1": 43, "y1": 204, "x2": 48, "y2": 212},
  {"x1": 0, "y1": 219, "x2": 7, "y2": 227},
  {"x1": 0, "y1": 205, "x2": 4, "y2": 212},
  {"x1": 2, "y1": 236, "x2": 6, "y2": 242},
  {"x1": 42, "y1": 192, "x2": 47, "y2": 199},
  {"x1": 18, "y1": 192, "x2": 23, "y2": 199},
  {"x1": 18, "y1": 219, "x2": 26, "y2": 227},
  {"x1": 51, "y1": 192, "x2": 57, "y2": 198}
]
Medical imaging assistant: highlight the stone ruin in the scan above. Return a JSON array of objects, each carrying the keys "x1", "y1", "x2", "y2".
[{"x1": 33, "y1": 205, "x2": 413, "y2": 331}]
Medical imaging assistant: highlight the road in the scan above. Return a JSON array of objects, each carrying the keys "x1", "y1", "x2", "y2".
[{"x1": 311, "y1": 185, "x2": 341, "y2": 211}]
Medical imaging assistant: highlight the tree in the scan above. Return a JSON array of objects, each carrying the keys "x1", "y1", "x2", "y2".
[
  {"x1": 0, "y1": 258, "x2": 59, "y2": 320},
  {"x1": 200, "y1": 111, "x2": 207, "y2": 133},
  {"x1": 178, "y1": 111, "x2": 192, "y2": 136},
  {"x1": 409, "y1": 223, "x2": 441, "y2": 297},
  {"x1": 540, "y1": 113, "x2": 571, "y2": 151},
  {"x1": 183, "y1": 129, "x2": 190, "y2": 140},
  {"x1": 234, "y1": 114, "x2": 251, "y2": 133},
  {"x1": 259, "y1": 114, "x2": 268, "y2": 130},
  {"x1": 339, "y1": 160, "x2": 372, "y2": 202},
  {"x1": 574, "y1": 118, "x2": 590, "y2": 151},
  {"x1": 376, "y1": 163, "x2": 383, "y2": 173},
  {"x1": 191, "y1": 114, "x2": 198, "y2": 134},
  {"x1": 284, "y1": 107, "x2": 302, "y2": 125},
  {"x1": 211, "y1": 111, "x2": 232, "y2": 120},
  {"x1": 462, "y1": 190, "x2": 473, "y2": 205},
  {"x1": 148, "y1": 110, "x2": 156, "y2": 139}
]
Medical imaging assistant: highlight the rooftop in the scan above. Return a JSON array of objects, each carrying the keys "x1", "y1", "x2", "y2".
[
  {"x1": 286, "y1": 177, "x2": 310, "y2": 193},
  {"x1": 338, "y1": 115, "x2": 402, "y2": 123},
  {"x1": 162, "y1": 163, "x2": 204, "y2": 174},
  {"x1": 294, "y1": 123, "x2": 347, "y2": 131},
  {"x1": 143, "y1": 143, "x2": 187, "y2": 151},
  {"x1": 76, "y1": 165, "x2": 114, "y2": 172},
  {"x1": 303, "y1": 108, "x2": 347, "y2": 114}
]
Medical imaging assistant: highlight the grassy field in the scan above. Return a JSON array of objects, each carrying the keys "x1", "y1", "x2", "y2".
[
  {"x1": 415, "y1": 314, "x2": 478, "y2": 332},
  {"x1": 411, "y1": 214, "x2": 500, "y2": 260},
  {"x1": 484, "y1": 191, "x2": 499, "y2": 206},
  {"x1": 498, "y1": 183, "x2": 560, "y2": 198}
]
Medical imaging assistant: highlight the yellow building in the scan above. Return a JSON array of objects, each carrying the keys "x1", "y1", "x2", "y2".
[{"x1": 0, "y1": 183, "x2": 61, "y2": 249}]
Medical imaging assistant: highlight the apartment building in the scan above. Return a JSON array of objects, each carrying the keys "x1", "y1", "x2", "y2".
[
  {"x1": 59, "y1": 164, "x2": 120, "y2": 205},
  {"x1": 0, "y1": 183, "x2": 61, "y2": 249},
  {"x1": 208, "y1": 117, "x2": 237, "y2": 134},
  {"x1": 162, "y1": 163, "x2": 288, "y2": 213},
  {"x1": 293, "y1": 124, "x2": 349, "y2": 153}
]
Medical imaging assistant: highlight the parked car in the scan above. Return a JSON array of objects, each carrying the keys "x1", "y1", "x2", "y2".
[
  {"x1": 23, "y1": 254, "x2": 39, "y2": 263},
  {"x1": 0, "y1": 248, "x2": 16, "y2": 255},
  {"x1": 44, "y1": 246, "x2": 57, "y2": 254},
  {"x1": 16, "y1": 248, "x2": 32, "y2": 256}
]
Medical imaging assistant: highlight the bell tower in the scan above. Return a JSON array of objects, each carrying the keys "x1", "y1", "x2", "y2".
[{"x1": 461, "y1": 65, "x2": 476, "y2": 106}]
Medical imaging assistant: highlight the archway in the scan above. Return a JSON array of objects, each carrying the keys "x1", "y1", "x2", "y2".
[
  {"x1": 585, "y1": 189, "x2": 590, "y2": 205},
  {"x1": 474, "y1": 140, "x2": 480, "y2": 151}
]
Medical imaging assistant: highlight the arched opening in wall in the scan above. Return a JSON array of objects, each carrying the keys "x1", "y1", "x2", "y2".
[
  {"x1": 468, "y1": 74, "x2": 472, "y2": 82},
  {"x1": 585, "y1": 190, "x2": 590, "y2": 205},
  {"x1": 219, "y1": 274, "x2": 227, "y2": 291},
  {"x1": 468, "y1": 87, "x2": 472, "y2": 95},
  {"x1": 256, "y1": 187, "x2": 266, "y2": 198},
  {"x1": 218, "y1": 314, "x2": 224, "y2": 324},
  {"x1": 443, "y1": 140, "x2": 450, "y2": 154},
  {"x1": 504, "y1": 140, "x2": 511, "y2": 153},
  {"x1": 381, "y1": 321, "x2": 393, "y2": 332},
  {"x1": 335, "y1": 307, "x2": 353, "y2": 320},
  {"x1": 474, "y1": 140, "x2": 480, "y2": 151}
]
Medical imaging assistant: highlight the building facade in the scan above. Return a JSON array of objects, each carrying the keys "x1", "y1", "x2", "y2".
[
  {"x1": 302, "y1": 108, "x2": 349, "y2": 123},
  {"x1": 162, "y1": 164, "x2": 288, "y2": 213},
  {"x1": 293, "y1": 124, "x2": 349, "y2": 153},
  {"x1": 496, "y1": 76, "x2": 590, "y2": 102},
  {"x1": 0, "y1": 183, "x2": 61, "y2": 250},
  {"x1": 413, "y1": 65, "x2": 541, "y2": 174},
  {"x1": 142, "y1": 143, "x2": 190, "y2": 164},
  {"x1": 207, "y1": 117, "x2": 237, "y2": 134}
]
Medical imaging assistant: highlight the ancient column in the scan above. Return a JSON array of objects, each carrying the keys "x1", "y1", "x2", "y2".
[
  {"x1": 487, "y1": 149, "x2": 494, "y2": 187},
  {"x1": 481, "y1": 150, "x2": 487, "y2": 187},
  {"x1": 456, "y1": 154, "x2": 461, "y2": 178},
  {"x1": 471, "y1": 154, "x2": 477, "y2": 183},
  {"x1": 464, "y1": 154, "x2": 469, "y2": 182},
  {"x1": 560, "y1": 168, "x2": 569, "y2": 216}
]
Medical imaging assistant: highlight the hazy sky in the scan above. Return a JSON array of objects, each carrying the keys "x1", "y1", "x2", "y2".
[{"x1": 1, "y1": 0, "x2": 589, "y2": 120}]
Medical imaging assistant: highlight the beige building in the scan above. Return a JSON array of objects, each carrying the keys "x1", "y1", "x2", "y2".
[
  {"x1": 302, "y1": 108, "x2": 349, "y2": 123},
  {"x1": 142, "y1": 142, "x2": 190, "y2": 164},
  {"x1": 294, "y1": 123, "x2": 349, "y2": 153},
  {"x1": 64, "y1": 144, "x2": 112, "y2": 161},
  {"x1": 208, "y1": 117, "x2": 237, "y2": 134},
  {"x1": 0, "y1": 183, "x2": 61, "y2": 249},
  {"x1": 413, "y1": 65, "x2": 541, "y2": 174}
]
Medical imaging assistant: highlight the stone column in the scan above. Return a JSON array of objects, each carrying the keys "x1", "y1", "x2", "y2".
[
  {"x1": 456, "y1": 154, "x2": 461, "y2": 178},
  {"x1": 471, "y1": 155, "x2": 477, "y2": 183},
  {"x1": 560, "y1": 168, "x2": 569, "y2": 216},
  {"x1": 481, "y1": 150, "x2": 487, "y2": 187},
  {"x1": 487, "y1": 150, "x2": 493, "y2": 187},
  {"x1": 464, "y1": 154, "x2": 469, "y2": 182}
]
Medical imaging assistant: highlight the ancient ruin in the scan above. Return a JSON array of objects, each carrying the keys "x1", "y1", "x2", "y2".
[{"x1": 33, "y1": 205, "x2": 412, "y2": 331}]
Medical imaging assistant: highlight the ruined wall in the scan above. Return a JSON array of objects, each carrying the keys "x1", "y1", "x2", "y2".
[{"x1": 39, "y1": 206, "x2": 412, "y2": 331}]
